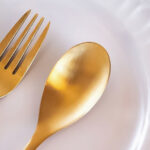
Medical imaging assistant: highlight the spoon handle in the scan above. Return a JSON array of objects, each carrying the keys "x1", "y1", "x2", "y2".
[{"x1": 24, "y1": 127, "x2": 49, "y2": 150}]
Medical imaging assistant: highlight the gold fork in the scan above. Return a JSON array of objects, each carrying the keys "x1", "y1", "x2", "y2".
[{"x1": 0, "y1": 10, "x2": 50, "y2": 98}]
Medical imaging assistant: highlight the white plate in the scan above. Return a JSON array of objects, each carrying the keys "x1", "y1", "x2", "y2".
[{"x1": 0, "y1": 0, "x2": 149, "y2": 150}]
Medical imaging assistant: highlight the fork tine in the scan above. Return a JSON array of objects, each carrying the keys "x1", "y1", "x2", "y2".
[
  {"x1": 9, "y1": 17, "x2": 44, "y2": 72},
  {"x1": 16, "y1": 22, "x2": 50, "y2": 75},
  {"x1": 0, "y1": 10, "x2": 31, "y2": 57},
  {"x1": 2, "y1": 14, "x2": 38, "y2": 66}
]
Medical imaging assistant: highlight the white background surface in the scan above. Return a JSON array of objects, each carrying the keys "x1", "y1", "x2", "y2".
[{"x1": 0, "y1": 0, "x2": 149, "y2": 150}]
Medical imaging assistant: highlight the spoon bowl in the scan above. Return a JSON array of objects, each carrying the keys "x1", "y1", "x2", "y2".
[{"x1": 25, "y1": 42, "x2": 111, "y2": 150}]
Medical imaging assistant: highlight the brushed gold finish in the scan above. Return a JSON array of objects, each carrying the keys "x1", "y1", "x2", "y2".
[
  {"x1": 25, "y1": 42, "x2": 111, "y2": 150},
  {"x1": 0, "y1": 10, "x2": 50, "y2": 97},
  {"x1": 9, "y1": 17, "x2": 44, "y2": 71},
  {"x1": 0, "y1": 10, "x2": 31, "y2": 57},
  {"x1": 2, "y1": 13, "x2": 38, "y2": 66}
]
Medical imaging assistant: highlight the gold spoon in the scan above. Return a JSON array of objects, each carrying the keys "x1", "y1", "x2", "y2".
[{"x1": 25, "y1": 42, "x2": 111, "y2": 150}]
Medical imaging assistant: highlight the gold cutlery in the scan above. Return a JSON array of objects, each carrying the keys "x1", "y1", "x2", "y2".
[
  {"x1": 0, "y1": 10, "x2": 50, "y2": 98},
  {"x1": 25, "y1": 42, "x2": 111, "y2": 150}
]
